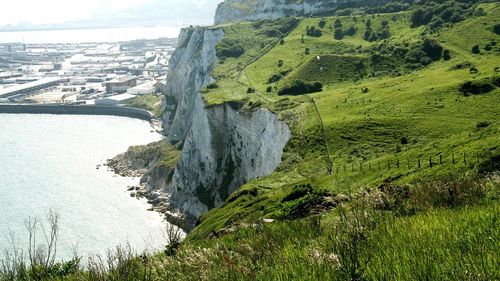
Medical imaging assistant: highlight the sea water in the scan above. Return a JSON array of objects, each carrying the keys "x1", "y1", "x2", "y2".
[{"x1": 0, "y1": 114, "x2": 169, "y2": 260}]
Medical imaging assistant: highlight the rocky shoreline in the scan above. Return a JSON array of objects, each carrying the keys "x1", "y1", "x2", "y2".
[{"x1": 105, "y1": 141, "x2": 189, "y2": 229}]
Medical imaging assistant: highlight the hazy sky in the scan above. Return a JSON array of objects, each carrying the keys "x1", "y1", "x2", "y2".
[{"x1": 0, "y1": 0, "x2": 220, "y2": 25}]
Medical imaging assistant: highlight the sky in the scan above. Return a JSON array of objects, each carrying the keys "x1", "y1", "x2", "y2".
[{"x1": 0, "y1": 0, "x2": 221, "y2": 26}]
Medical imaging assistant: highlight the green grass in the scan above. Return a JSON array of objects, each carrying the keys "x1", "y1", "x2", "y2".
[{"x1": 125, "y1": 94, "x2": 163, "y2": 117}]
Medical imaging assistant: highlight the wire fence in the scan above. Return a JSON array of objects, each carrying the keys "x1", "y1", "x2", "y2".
[{"x1": 329, "y1": 149, "x2": 496, "y2": 176}]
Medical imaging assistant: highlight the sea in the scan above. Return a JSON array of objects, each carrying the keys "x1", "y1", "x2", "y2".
[
  {"x1": 0, "y1": 26, "x2": 181, "y2": 44},
  {"x1": 0, "y1": 114, "x2": 172, "y2": 260}
]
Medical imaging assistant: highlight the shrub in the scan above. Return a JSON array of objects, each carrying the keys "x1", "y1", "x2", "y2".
[
  {"x1": 460, "y1": 80, "x2": 495, "y2": 96},
  {"x1": 334, "y1": 28, "x2": 344, "y2": 40},
  {"x1": 476, "y1": 121, "x2": 490, "y2": 130},
  {"x1": 206, "y1": 83, "x2": 218, "y2": 89},
  {"x1": 277, "y1": 60, "x2": 284, "y2": 67},
  {"x1": 217, "y1": 44, "x2": 245, "y2": 58},
  {"x1": 266, "y1": 86, "x2": 273, "y2": 93},
  {"x1": 443, "y1": 49, "x2": 451, "y2": 61},
  {"x1": 278, "y1": 80, "x2": 323, "y2": 96},
  {"x1": 268, "y1": 73, "x2": 283, "y2": 83},
  {"x1": 334, "y1": 19, "x2": 343, "y2": 29},
  {"x1": 471, "y1": 45, "x2": 480, "y2": 54},
  {"x1": 280, "y1": 39, "x2": 285, "y2": 45},
  {"x1": 306, "y1": 26, "x2": 323, "y2": 37},
  {"x1": 318, "y1": 19, "x2": 327, "y2": 29},
  {"x1": 422, "y1": 39, "x2": 443, "y2": 61},
  {"x1": 305, "y1": 48, "x2": 310, "y2": 55},
  {"x1": 345, "y1": 26, "x2": 357, "y2": 36},
  {"x1": 494, "y1": 24, "x2": 500, "y2": 35},
  {"x1": 247, "y1": 87, "x2": 255, "y2": 94}
]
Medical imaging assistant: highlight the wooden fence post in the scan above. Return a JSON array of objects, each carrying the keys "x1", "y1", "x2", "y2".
[
  {"x1": 429, "y1": 156, "x2": 433, "y2": 168},
  {"x1": 452, "y1": 153, "x2": 455, "y2": 164},
  {"x1": 418, "y1": 157, "x2": 421, "y2": 168},
  {"x1": 464, "y1": 152, "x2": 467, "y2": 164},
  {"x1": 439, "y1": 154, "x2": 443, "y2": 165}
]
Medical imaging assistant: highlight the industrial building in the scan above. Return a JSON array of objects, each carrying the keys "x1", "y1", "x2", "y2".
[
  {"x1": 0, "y1": 77, "x2": 69, "y2": 98},
  {"x1": 104, "y1": 77, "x2": 137, "y2": 94}
]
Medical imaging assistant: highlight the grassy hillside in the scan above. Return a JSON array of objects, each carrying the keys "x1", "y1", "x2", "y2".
[{"x1": 2, "y1": 1, "x2": 499, "y2": 280}]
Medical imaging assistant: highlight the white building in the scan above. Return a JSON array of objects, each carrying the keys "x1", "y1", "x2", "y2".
[{"x1": 95, "y1": 93, "x2": 136, "y2": 106}]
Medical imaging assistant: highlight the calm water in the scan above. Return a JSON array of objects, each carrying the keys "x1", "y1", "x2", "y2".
[
  {"x1": 0, "y1": 114, "x2": 170, "y2": 260},
  {"x1": 0, "y1": 26, "x2": 181, "y2": 44}
]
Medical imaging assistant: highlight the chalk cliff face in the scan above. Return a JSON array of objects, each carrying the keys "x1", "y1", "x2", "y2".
[
  {"x1": 155, "y1": 27, "x2": 291, "y2": 225},
  {"x1": 215, "y1": 0, "x2": 374, "y2": 24}
]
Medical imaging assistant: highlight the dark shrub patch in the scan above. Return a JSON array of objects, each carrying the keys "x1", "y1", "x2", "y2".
[
  {"x1": 247, "y1": 87, "x2": 255, "y2": 94},
  {"x1": 476, "y1": 121, "x2": 490, "y2": 131},
  {"x1": 471, "y1": 45, "x2": 480, "y2": 54},
  {"x1": 278, "y1": 80, "x2": 323, "y2": 96},
  {"x1": 268, "y1": 73, "x2": 283, "y2": 84},
  {"x1": 306, "y1": 26, "x2": 323, "y2": 37},
  {"x1": 422, "y1": 39, "x2": 443, "y2": 61},
  {"x1": 460, "y1": 80, "x2": 495, "y2": 96},
  {"x1": 494, "y1": 24, "x2": 500, "y2": 35},
  {"x1": 206, "y1": 83, "x2": 218, "y2": 89},
  {"x1": 443, "y1": 49, "x2": 451, "y2": 61}
]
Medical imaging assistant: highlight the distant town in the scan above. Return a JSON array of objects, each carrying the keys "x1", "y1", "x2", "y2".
[{"x1": 0, "y1": 38, "x2": 176, "y2": 108}]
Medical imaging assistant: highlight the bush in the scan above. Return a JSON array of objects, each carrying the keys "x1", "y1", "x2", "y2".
[
  {"x1": 494, "y1": 24, "x2": 500, "y2": 35},
  {"x1": 422, "y1": 39, "x2": 443, "y2": 61},
  {"x1": 318, "y1": 19, "x2": 327, "y2": 29},
  {"x1": 206, "y1": 83, "x2": 218, "y2": 89},
  {"x1": 217, "y1": 44, "x2": 245, "y2": 58},
  {"x1": 268, "y1": 73, "x2": 283, "y2": 84},
  {"x1": 280, "y1": 39, "x2": 285, "y2": 45},
  {"x1": 334, "y1": 28, "x2": 344, "y2": 40},
  {"x1": 471, "y1": 45, "x2": 480, "y2": 54},
  {"x1": 266, "y1": 86, "x2": 273, "y2": 93},
  {"x1": 247, "y1": 87, "x2": 255, "y2": 94},
  {"x1": 278, "y1": 80, "x2": 323, "y2": 96},
  {"x1": 306, "y1": 26, "x2": 323, "y2": 37},
  {"x1": 277, "y1": 60, "x2": 284, "y2": 67},
  {"x1": 460, "y1": 80, "x2": 495, "y2": 96},
  {"x1": 345, "y1": 26, "x2": 357, "y2": 36},
  {"x1": 476, "y1": 121, "x2": 490, "y2": 130},
  {"x1": 443, "y1": 49, "x2": 451, "y2": 61},
  {"x1": 305, "y1": 48, "x2": 310, "y2": 55}
]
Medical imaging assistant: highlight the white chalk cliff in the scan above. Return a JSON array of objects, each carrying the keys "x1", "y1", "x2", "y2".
[
  {"x1": 214, "y1": 0, "x2": 384, "y2": 25},
  {"x1": 149, "y1": 27, "x2": 291, "y2": 226}
]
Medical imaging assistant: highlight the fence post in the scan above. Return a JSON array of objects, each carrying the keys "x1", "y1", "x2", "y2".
[
  {"x1": 429, "y1": 156, "x2": 433, "y2": 168},
  {"x1": 452, "y1": 153, "x2": 455, "y2": 164},
  {"x1": 439, "y1": 154, "x2": 443, "y2": 165},
  {"x1": 464, "y1": 152, "x2": 467, "y2": 164},
  {"x1": 418, "y1": 157, "x2": 421, "y2": 169}
]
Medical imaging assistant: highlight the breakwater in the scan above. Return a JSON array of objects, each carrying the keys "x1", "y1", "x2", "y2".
[{"x1": 0, "y1": 104, "x2": 153, "y2": 121}]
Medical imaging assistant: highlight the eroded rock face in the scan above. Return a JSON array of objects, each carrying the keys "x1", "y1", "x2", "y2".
[
  {"x1": 152, "y1": 27, "x2": 291, "y2": 227},
  {"x1": 215, "y1": 0, "x2": 377, "y2": 25},
  {"x1": 162, "y1": 27, "x2": 224, "y2": 144}
]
